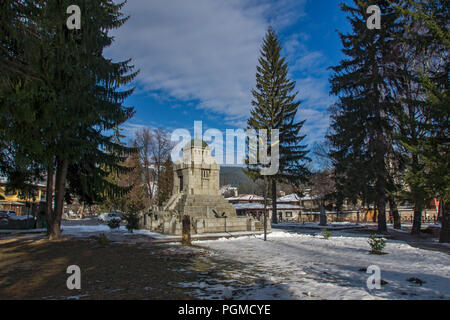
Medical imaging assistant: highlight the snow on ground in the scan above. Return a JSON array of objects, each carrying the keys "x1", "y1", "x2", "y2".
[
  {"x1": 60, "y1": 224, "x2": 265, "y2": 240},
  {"x1": 175, "y1": 230, "x2": 450, "y2": 300},
  {"x1": 8, "y1": 215, "x2": 35, "y2": 221},
  {"x1": 276, "y1": 222, "x2": 363, "y2": 230},
  {"x1": 60, "y1": 225, "x2": 171, "y2": 239}
]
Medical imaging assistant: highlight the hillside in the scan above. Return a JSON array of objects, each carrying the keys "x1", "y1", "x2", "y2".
[{"x1": 219, "y1": 166, "x2": 258, "y2": 194}]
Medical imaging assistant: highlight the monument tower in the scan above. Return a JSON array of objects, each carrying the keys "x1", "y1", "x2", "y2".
[{"x1": 143, "y1": 139, "x2": 264, "y2": 235}]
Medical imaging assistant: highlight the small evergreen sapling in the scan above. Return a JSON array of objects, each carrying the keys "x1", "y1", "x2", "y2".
[
  {"x1": 123, "y1": 212, "x2": 140, "y2": 233},
  {"x1": 321, "y1": 228, "x2": 332, "y2": 240},
  {"x1": 368, "y1": 234, "x2": 387, "y2": 254},
  {"x1": 97, "y1": 233, "x2": 110, "y2": 246}
]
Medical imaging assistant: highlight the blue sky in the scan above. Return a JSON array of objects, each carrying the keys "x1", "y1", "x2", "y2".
[{"x1": 105, "y1": 0, "x2": 352, "y2": 152}]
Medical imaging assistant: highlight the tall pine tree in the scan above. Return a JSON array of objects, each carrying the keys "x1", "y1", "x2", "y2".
[
  {"x1": 1, "y1": 0, "x2": 138, "y2": 239},
  {"x1": 328, "y1": 1, "x2": 403, "y2": 233},
  {"x1": 247, "y1": 26, "x2": 310, "y2": 224},
  {"x1": 395, "y1": 0, "x2": 449, "y2": 241}
]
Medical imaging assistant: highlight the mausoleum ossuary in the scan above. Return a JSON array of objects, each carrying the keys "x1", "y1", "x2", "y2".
[{"x1": 142, "y1": 139, "x2": 266, "y2": 235}]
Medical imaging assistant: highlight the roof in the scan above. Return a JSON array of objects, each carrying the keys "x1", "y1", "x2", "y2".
[
  {"x1": 232, "y1": 203, "x2": 303, "y2": 210},
  {"x1": 0, "y1": 201, "x2": 26, "y2": 206},
  {"x1": 226, "y1": 194, "x2": 265, "y2": 201},
  {"x1": 277, "y1": 193, "x2": 318, "y2": 202},
  {"x1": 0, "y1": 176, "x2": 46, "y2": 188},
  {"x1": 277, "y1": 193, "x2": 301, "y2": 202},
  {"x1": 184, "y1": 139, "x2": 209, "y2": 149}
]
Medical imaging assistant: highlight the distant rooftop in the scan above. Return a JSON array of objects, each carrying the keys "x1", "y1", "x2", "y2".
[
  {"x1": 277, "y1": 193, "x2": 318, "y2": 202},
  {"x1": 226, "y1": 194, "x2": 265, "y2": 201},
  {"x1": 232, "y1": 203, "x2": 303, "y2": 210}
]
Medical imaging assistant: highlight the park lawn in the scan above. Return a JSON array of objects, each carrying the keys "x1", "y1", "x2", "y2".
[{"x1": 0, "y1": 234, "x2": 204, "y2": 300}]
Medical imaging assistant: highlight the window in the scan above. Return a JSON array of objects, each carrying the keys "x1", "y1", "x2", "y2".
[
  {"x1": 285, "y1": 212, "x2": 293, "y2": 218},
  {"x1": 202, "y1": 169, "x2": 210, "y2": 179}
]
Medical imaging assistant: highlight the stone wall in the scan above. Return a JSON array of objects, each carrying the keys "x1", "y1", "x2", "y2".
[{"x1": 296, "y1": 209, "x2": 440, "y2": 223}]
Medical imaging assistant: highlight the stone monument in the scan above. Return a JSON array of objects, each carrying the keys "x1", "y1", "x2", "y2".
[{"x1": 143, "y1": 139, "x2": 265, "y2": 235}]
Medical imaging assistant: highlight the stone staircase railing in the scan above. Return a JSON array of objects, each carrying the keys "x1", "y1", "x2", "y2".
[{"x1": 162, "y1": 193, "x2": 184, "y2": 211}]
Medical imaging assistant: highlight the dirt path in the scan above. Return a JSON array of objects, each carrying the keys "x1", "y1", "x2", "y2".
[{"x1": 0, "y1": 233, "x2": 208, "y2": 300}]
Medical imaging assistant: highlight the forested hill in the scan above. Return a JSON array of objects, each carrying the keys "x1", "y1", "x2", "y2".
[{"x1": 219, "y1": 166, "x2": 258, "y2": 194}]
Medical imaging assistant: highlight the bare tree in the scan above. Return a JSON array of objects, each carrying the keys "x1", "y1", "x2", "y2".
[
  {"x1": 310, "y1": 170, "x2": 335, "y2": 226},
  {"x1": 135, "y1": 128, "x2": 154, "y2": 203},
  {"x1": 135, "y1": 127, "x2": 174, "y2": 205},
  {"x1": 310, "y1": 142, "x2": 335, "y2": 226},
  {"x1": 149, "y1": 128, "x2": 174, "y2": 191}
]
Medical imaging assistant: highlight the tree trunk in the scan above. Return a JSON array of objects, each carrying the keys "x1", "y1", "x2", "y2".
[
  {"x1": 411, "y1": 202, "x2": 423, "y2": 235},
  {"x1": 263, "y1": 177, "x2": 268, "y2": 241},
  {"x1": 410, "y1": 152, "x2": 423, "y2": 235},
  {"x1": 377, "y1": 198, "x2": 388, "y2": 233},
  {"x1": 182, "y1": 215, "x2": 191, "y2": 245},
  {"x1": 389, "y1": 197, "x2": 401, "y2": 230},
  {"x1": 372, "y1": 203, "x2": 377, "y2": 223},
  {"x1": 271, "y1": 179, "x2": 278, "y2": 224},
  {"x1": 45, "y1": 163, "x2": 55, "y2": 235},
  {"x1": 48, "y1": 159, "x2": 69, "y2": 240},
  {"x1": 319, "y1": 203, "x2": 327, "y2": 226},
  {"x1": 439, "y1": 200, "x2": 449, "y2": 243},
  {"x1": 437, "y1": 198, "x2": 442, "y2": 222}
]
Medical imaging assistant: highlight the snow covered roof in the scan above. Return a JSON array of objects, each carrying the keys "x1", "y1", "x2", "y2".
[
  {"x1": 232, "y1": 203, "x2": 303, "y2": 210},
  {"x1": 277, "y1": 193, "x2": 318, "y2": 202},
  {"x1": 226, "y1": 194, "x2": 265, "y2": 201},
  {"x1": 0, "y1": 176, "x2": 46, "y2": 188},
  {"x1": 220, "y1": 185, "x2": 238, "y2": 193},
  {"x1": 277, "y1": 193, "x2": 301, "y2": 202}
]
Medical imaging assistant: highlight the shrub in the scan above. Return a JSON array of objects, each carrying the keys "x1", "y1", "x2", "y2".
[
  {"x1": 368, "y1": 234, "x2": 387, "y2": 254},
  {"x1": 97, "y1": 233, "x2": 110, "y2": 246},
  {"x1": 107, "y1": 218, "x2": 121, "y2": 230},
  {"x1": 321, "y1": 228, "x2": 332, "y2": 240},
  {"x1": 123, "y1": 212, "x2": 140, "y2": 233}
]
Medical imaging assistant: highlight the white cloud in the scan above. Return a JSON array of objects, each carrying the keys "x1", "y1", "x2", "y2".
[
  {"x1": 107, "y1": 0, "x2": 335, "y2": 147},
  {"x1": 292, "y1": 51, "x2": 326, "y2": 73},
  {"x1": 106, "y1": 0, "x2": 307, "y2": 122},
  {"x1": 281, "y1": 32, "x2": 335, "y2": 146},
  {"x1": 295, "y1": 77, "x2": 335, "y2": 146},
  {"x1": 121, "y1": 122, "x2": 149, "y2": 139}
]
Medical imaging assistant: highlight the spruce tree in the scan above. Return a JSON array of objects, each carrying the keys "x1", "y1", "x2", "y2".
[
  {"x1": 0, "y1": 1, "x2": 44, "y2": 186},
  {"x1": 328, "y1": 1, "x2": 402, "y2": 233},
  {"x1": 0, "y1": 0, "x2": 38, "y2": 83},
  {"x1": 395, "y1": 0, "x2": 449, "y2": 241},
  {"x1": 1, "y1": 0, "x2": 138, "y2": 239},
  {"x1": 388, "y1": 27, "x2": 431, "y2": 235},
  {"x1": 247, "y1": 26, "x2": 310, "y2": 224}
]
